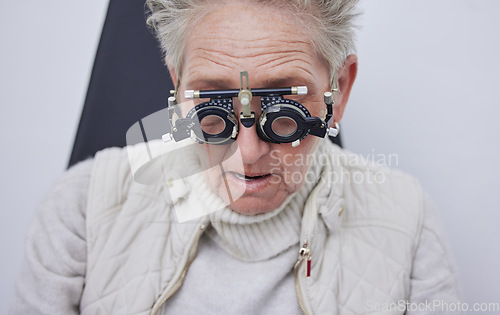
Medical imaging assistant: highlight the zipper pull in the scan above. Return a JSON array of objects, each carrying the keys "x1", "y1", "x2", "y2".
[{"x1": 299, "y1": 242, "x2": 312, "y2": 277}]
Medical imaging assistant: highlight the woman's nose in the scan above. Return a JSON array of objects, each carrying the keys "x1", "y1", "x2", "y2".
[{"x1": 235, "y1": 119, "x2": 270, "y2": 164}]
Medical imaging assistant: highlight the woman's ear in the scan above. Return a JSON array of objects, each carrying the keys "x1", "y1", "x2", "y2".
[
  {"x1": 165, "y1": 56, "x2": 178, "y2": 90},
  {"x1": 333, "y1": 54, "x2": 358, "y2": 124}
]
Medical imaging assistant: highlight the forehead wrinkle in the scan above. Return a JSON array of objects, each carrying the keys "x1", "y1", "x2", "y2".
[
  {"x1": 254, "y1": 53, "x2": 317, "y2": 81},
  {"x1": 254, "y1": 50, "x2": 314, "y2": 70},
  {"x1": 189, "y1": 47, "x2": 315, "y2": 73},
  {"x1": 190, "y1": 26, "x2": 312, "y2": 55},
  {"x1": 185, "y1": 48, "x2": 242, "y2": 76},
  {"x1": 187, "y1": 45, "x2": 315, "y2": 75},
  {"x1": 190, "y1": 42, "x2": 311, "y2": 60},
  {"x1": 188, "y1": 52, "x2": 233, "y2": 70},
  {"x1": 186, "y1": 48, "x2": 320, "y2": 91}
]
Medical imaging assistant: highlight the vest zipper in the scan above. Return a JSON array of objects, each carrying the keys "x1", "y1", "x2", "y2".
[
  {"x1": 294, "y1": 241, "x2": 311, "y2": 315},
  {"x1": 294, "y1": 173, "x2": 324, "y2": 315},
  {"x1": 151, "y1": 223, "x2": 207, "y2": 315}
]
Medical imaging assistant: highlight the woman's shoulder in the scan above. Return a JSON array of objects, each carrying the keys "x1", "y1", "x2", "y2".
[
  {"x1": 42, "y1": 158, "x2": 94, "y2": 213},
  {"x1": 321, "y1": 141, "x2": 425, "y2": 235}
]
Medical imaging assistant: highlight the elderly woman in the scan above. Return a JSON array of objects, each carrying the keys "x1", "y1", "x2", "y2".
[{"x1": 12, "y1": 0, "x2": 461, "y2": 314}]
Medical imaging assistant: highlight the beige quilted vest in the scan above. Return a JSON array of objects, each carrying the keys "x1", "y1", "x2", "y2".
[{"x1": 80, "y1": 140, "x2": 423, "y2": 315}]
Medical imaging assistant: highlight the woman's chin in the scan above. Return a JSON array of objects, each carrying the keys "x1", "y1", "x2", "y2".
[{"x1": 227, "y1": 195, "x2": 288, "y2": 215}]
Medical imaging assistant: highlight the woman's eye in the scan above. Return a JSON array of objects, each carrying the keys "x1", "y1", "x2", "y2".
[{"x1": 200, "y1": 115, "x2": 226, "y2": 135}]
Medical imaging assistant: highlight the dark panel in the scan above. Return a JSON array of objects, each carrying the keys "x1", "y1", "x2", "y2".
[{"x1": 68, "y1": 0, "x2": 173, "y2": 167}]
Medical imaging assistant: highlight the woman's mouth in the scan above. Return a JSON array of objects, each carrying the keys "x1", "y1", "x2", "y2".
[
  {"x1": 225, "y1": 171, "x2": 276, "y2": 194},
  {"x1": 232, "y1": 172, "x2": 270, "y2": 181}
]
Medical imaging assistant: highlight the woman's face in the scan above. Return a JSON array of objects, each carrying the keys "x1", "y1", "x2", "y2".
[{"x1": 174, "y1": 3, "x2": 333, "y2": 215}]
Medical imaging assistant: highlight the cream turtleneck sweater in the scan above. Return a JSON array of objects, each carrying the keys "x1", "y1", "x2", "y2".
[{"x1": 162, "y1": 142, "x2": 324, "y2": 314}]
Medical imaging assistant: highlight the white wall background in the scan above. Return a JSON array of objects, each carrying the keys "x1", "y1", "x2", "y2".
[
  {"x1": 342, "y1": 1, "x2": 500, "y2": 310},
  {"x1": 0, "y1": 0, "x2": 109, "y2": 312},
  {"x1": 0, "y1": 0, "x2": 498, "y2": 313}
]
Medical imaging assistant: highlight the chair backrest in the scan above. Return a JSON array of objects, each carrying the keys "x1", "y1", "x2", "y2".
[{"x1": 68, "y1": 0, "x2": 341, "y2": 168}]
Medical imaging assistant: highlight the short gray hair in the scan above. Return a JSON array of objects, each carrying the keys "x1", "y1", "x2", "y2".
[{"x1": 146, "y1": 0, "x2": 359, "y2": 87}]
